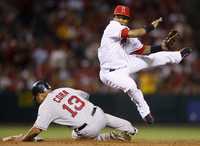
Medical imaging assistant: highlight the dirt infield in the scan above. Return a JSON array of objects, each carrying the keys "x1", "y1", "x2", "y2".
[{"x1": 1, "y1": 139, "x2": 200, "y2": 146}]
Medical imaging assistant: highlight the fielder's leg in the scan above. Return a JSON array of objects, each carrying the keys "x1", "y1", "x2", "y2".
[
  {"x1": 127, "y1": 52, "x2": 183, "y2": 123},
  {"x1": 126, "y1": 50, "x2": 191, "y2": 123},
  {"x1": 148, "y1": 51, "x2": 182, "y2": 67},
  {"x1": 128, "y1": 51, "x2": 183, "y2": 73},
  {"x1": 100, "y1": 68, "x2": 151, "y2": 123},
  {"x1": 127, "y1": 89, "x2": 153, "y2": 123},
  {"x1": 149, "y1": 48, "x2": 192, "y2": 67}
]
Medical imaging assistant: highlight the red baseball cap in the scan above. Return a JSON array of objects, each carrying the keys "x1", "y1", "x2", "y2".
[{"x1": 114, "y1": 5, "x2": 130, "y2": 18}]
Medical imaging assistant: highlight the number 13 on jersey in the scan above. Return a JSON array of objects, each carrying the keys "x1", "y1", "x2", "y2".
[
  {"x1": 63, "y1": 95, "x2": 85, "y2": 118},
  {"x1": 53, "y1": 90, "x2": 86, "y2": 118}
]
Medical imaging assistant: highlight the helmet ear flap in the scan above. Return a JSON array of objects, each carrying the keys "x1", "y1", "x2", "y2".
[{"x1": 45, "y1": 82, "x2": 51, "y2": 90}]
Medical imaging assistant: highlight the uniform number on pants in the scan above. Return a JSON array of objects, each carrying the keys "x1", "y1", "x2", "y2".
[{"x1": 63, "y1": 96, "x2": 85, "y2": 118}]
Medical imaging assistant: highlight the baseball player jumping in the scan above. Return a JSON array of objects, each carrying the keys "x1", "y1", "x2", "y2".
[
  {"x1": 98, "y1": 5, "x2": 192, "y2": 124},
  {"x1": 2, "y1": 81, "x2": 137, "y2": 142}
]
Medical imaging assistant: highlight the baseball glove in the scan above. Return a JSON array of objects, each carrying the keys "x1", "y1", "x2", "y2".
[{"x1": 162, "y1": 30, "x2": 180, "y2": 50}]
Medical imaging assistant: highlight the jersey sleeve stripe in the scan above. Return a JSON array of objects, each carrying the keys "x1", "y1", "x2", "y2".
[
  {"x1": 121, "y1": 28, "x2": 129, "y2": 39},
  {"x1": 131, "y1": 45, "x2": 145, "y2": 54}
]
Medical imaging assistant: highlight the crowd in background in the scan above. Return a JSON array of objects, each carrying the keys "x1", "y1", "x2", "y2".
[{"x1": 0, "y1": 0, "x2": 200, "y2": 95}]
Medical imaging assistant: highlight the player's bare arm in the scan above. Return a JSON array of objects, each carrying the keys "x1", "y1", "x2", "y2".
[
  {"x1": 113, "y1": 6, "x2": 162, "y2": 38},
  {"x1": 21, "y1": 127, "x2": 42, "y2": 141},
  {"x1": 127, "y1": 17, "x2": 163, "y2": 37},
  {"x1": 2, "y1": 127, "x2": 42, "y2": 142},
  {"x1": 116, "y1": 16, "x2": 162, "y2": 38}
]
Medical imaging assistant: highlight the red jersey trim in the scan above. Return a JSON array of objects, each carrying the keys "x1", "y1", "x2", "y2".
[
  {"x1": 131, "y1": 46, "x2": 145, "y2": 54},
  {"x1": 121, "y1": 28, "x2": 129, "y2": 39}
]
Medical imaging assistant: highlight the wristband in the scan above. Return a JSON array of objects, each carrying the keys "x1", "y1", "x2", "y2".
[
  {"x1": 151, "y1": 45, "x2": 162, "y2": 53},
  {"x1": 144, "y1": 24, "x2": 155, "y2": 33}
]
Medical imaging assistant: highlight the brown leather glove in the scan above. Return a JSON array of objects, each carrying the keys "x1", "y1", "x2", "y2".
[{"x1": 161, "y1": 30, "x2": 181, "y2": 51}]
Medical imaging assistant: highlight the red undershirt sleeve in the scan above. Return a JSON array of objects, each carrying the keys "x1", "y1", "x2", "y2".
[{"x1": 121, "y1": 28, "x2": 129, "y2": 39}]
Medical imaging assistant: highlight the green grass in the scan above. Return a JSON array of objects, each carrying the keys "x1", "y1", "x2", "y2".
[
  {"x1": 0, "y1": 124, "x2": 200, "y2": 140},
  {"x1": 137, "y1": 125, "x2": 200, "y2": 140}
]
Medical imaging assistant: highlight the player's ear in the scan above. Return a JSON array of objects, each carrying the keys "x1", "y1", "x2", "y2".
[
  {"x1": 36, "y1": 91, "x2": 49, "y2": 103},
  {"x1": 36, "y1": 93, "x2": 43, "y2": 103}
]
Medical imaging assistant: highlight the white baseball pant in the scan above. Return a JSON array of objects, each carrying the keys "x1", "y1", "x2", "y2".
[
  {"x1": 100, "y1": 51, "x2": 182, "y2": 118},
  {"x1": 71, "y1": 106, "x2": 136, "y2": 140}
]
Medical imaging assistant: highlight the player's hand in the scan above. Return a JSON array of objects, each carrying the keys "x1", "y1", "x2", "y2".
[
  {"x1": 151, "y1": 17, "x2": 163, "y2": 28},
  {"x1": 2, "y1": 134, "x2": 24, "y2": 142},
  {"x1": 33, "y1": 136, "x2": 44, "y2": 142}
]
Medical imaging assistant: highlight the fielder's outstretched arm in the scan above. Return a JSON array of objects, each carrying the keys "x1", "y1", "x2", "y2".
[
  {"x1": 133, "y1": 30, "x2": 180, "y2": 55},
  {"x1": 127, "y1": 17, "x2": 162, "y2": 38}
]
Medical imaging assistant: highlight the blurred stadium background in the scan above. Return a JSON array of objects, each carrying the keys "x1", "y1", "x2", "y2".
[{"x1": 0, "y1": 0, "x2": 200, "y2": 140}]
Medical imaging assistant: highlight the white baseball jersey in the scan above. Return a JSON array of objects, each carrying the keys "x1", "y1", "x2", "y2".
[
  {"x1": 33, "y1": 87, "x2": 95, "y2": 130},
  {"x1": 33, "y1": 87, "x2": 137, "y2": 139},
  {"x1": 98, "y1": 20, "x2": 143, "y2": 69},
  {"x1": 98, "y1": 19, "x2": 183, "y2": 119}
]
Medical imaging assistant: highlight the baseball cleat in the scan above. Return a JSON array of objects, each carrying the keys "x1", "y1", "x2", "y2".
[
  {"x1": 143, "y1": 113, "x2": 154, "y2": 124},
  {"x1": 180, "y1": 48, "x2": 192, "y2": 58},
  {"x1": 110, "y1": 131, "x2": 133, "y2": 141}
]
